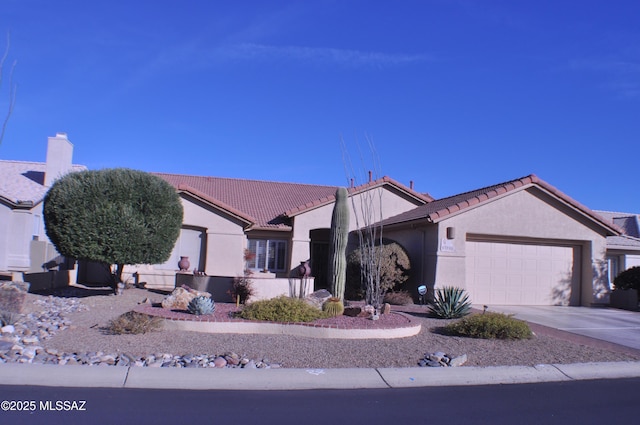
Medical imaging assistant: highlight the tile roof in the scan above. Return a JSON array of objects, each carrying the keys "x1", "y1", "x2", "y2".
[
  {"x1": 154, "y1": 173, "x2": 341, "y2": 230},
  {"x1": 153, "y1": 173, "x2": 431, "y2": 231},
  {"x1": 0, "y1": 160, "x2": 86, "y2": 207},
  {"x1": 379, "y1": 174, "x2": 622, "y2": 235},
  {"x1": 594, "y1": 211, "x2": 640, "y2": 238},
  {"x1": 606, "y1": 235, "x2": 640, "y2": 250}
]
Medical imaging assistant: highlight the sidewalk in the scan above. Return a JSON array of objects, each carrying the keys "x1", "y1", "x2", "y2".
[{"x1": 2, "y1": 361, "x2": 640, "y2": 390}]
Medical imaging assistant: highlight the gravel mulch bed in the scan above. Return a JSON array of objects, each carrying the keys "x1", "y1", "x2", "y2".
[
  {"x1": 27, "y1": 287, "x2": 640, "y2": 369},
  {"x1": 136, "y1": 302, "x2": 414, "y2": 329}
]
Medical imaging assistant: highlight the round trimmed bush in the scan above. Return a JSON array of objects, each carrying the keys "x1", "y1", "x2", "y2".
[
  {"x1": 44, "y1": 168, "x2": 183, "y2": 284},
  {"x1": 613, "y1": 266, "x2": 640, "y2": 291},
  {"x1": 346, "y1": 239, "x2": 411, "y2": 300}
]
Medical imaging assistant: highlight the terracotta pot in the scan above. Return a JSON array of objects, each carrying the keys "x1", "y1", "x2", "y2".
[{"x1": 178, "y1": 256, "x2": 190, "y2": 271}]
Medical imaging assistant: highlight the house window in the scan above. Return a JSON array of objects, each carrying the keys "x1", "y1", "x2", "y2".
[
  {"x1": 607, "y1": 255, "x2": 620, "y2": 289},
  {"x1": 247, "y1": 239, "x2": 287, "y2": 272}
]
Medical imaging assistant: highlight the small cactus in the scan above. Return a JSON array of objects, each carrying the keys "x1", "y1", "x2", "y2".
[
  {"x1": 322, "y1": 297, "x2": 345, "y2": 317},
  {"x1": 187, "y1": 296, "x2": 215, "y2": 315}
]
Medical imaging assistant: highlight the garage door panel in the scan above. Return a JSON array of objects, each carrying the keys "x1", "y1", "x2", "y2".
[{"x1": 466, "y1": 240, "x2": 580, "y2": 306}]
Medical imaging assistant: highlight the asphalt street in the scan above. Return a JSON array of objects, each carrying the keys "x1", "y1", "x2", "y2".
[{"x1": 1, "y1": 378, "x2": 638, "y2": 425}]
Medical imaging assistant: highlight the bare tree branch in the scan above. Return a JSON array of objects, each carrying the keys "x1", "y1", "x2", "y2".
[
  {"x1": 341, "y1": 134, "x2": 385, "y2": 311},
  {"x1": 0, "y1": 31, "x2": 17, "y2": 146}
]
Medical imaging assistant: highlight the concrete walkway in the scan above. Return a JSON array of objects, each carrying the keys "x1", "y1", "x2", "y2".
[
  {"x1": 1, "y1": 361, "x2": 640, "y2": 390},
  {"x1": 482, "y1": 305, "x2": 640, "y2": 351}
]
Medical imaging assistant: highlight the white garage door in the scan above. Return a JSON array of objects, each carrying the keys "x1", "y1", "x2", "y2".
[{"x1": 465, "y1": 240, "x2": 580, "y2": 306}]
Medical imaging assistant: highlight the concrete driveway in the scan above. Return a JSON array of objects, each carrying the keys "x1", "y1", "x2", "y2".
[{"x1": 480, "y1": 305, "x2": 640, "y2": 351}]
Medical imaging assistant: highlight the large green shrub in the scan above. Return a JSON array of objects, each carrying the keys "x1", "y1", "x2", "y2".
[
  {"x1": 428, "y1": 286, "x2": 471, "y2": 319},
  {"x1": 346, "y1": 240, "x2": 411, "y2": 300},
  {"x1": 239, "y1": 296, "x2": 327, "y2": 322},
  {"x1": 444, "y1": 312, "x2": 532, "y2": 340},
  {"x1": 44, "y1": 168, "x2": 183, "y2": 286},
  {"x1": 613, "y1": 266, "x2": 640, "y2": 291}
]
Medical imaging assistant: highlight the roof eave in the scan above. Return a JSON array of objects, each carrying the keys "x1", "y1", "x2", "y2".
[
  {"x1": 284, "y1": 176, "x2": 431, "y2": 218},
  {"x1": 177, "y1": 185, "x2": 255, "y2": 228},
  {"x1": 425, "y1": 175, "x2": 622, "y2": 236}
]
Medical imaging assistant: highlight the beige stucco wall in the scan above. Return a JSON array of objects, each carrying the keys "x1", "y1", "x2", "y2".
[
  {"x1": 179, "y1": 195, "x2": 247, "y2": 276},
  {"x1": 129, "y1": 195, "x2": 248, "y2": 283},
  {"x1": 0, "y1": 206, "x2": 36, "y2": 272},
  {"x1": 382, "y1": 225, "x2": 439, "y2": 297},
  {"x1": 290, "y1": 187, "x2": 424, "y2": 270},
  {"x1": 0, "y1": 204, "x2": 10, "y2": 271},
  {"x1": 386, "y1": 187, "x2": 611, "y2": 306}
]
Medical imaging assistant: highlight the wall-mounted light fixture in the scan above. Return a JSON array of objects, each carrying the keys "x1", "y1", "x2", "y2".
[{"x1": 446, "y1": 227, "x2": 456, "y2": 240}]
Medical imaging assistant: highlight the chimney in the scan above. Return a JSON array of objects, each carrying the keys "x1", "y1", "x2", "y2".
[
  {"x1": 368, "y1": 170, "x2": 372, "y2": 182},
  {"x1": 45, "y1": 133, "x2": 74, "y2": 187},
  {"x1": 410, "y1": 180, "x2": 414, "y2": 190}
]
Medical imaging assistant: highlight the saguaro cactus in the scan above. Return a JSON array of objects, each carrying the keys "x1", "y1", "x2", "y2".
[{"x1": 328, "y1": 187, "x2": 349, "y2": 301}]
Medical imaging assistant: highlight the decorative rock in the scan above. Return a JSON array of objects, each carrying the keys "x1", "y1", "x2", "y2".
[
  {"x1": 213, "y1": 356, "x2": 227, "y2": 368},
  {"x1": 358, "y1": 305, "x2": 375, "y2": 318},
  {"x1": 343, "y1": 306, "x2": 362, "y2": 317},
  {"x1": 419, "y1": 351, "x2": 468, "y2": 368},
  {"x1": 0, "y1": 340, "x2": 13, "y2": 352},
  {"x1": 1, "y1": 325, "x2": 15, "y2": 334},
  {"x1": 161, "y1": 285, "x2": 211, "y2": 310},
  {"x1": 304, "y1": 289, "x2": 332, "y2": 310},
  {"x1": 449, "y1": 354, "x2": 468, "y2": 367},
  {"x1": 382, "y1": 303, "x2": 391, "y2": 315},
  {"x1": 0, "y1": 281, "x2": 30, "y2": 313},
  {"x1": 22, "y1": 336, "x2": 39, "y2": 345}
]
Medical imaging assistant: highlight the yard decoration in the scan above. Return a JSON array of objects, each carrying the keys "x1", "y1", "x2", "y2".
[
  {"x1": 328, "y1": 187, "x2": 350, "y2": 301},
  {"x1": 43, "y1": 168, "x2": 183, "y2": 293}
]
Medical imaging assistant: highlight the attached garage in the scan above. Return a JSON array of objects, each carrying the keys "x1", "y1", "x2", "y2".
[{"x1": 465, "y1": 238, "x2": 581, "y2": 306}]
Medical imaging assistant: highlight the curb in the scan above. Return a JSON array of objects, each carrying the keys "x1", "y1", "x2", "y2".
[
  {"x1": 1, "y1": 361, "x2": 640, "y2": 390},
  {"x1": 161, "y1": 314, "x2": 422, "y2": 339}
]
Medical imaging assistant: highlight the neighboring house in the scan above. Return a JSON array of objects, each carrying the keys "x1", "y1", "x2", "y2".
[
  {"x1": 593, "y1": 210, "x2": 640, "y2": 285},
  {"x1": 0, "y1": 133, "x2": 86, "y2": 280}
]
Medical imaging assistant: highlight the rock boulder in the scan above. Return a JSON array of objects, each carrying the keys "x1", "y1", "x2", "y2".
[
  {"x1": 0, "y1": 281, "x2": 30, "y2": 314},
  {"x1": 161, "y1": 285, "x2": 211, "y2": 310}
]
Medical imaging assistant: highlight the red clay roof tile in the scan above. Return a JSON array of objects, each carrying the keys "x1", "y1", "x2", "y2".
[
  {"x1": 154, "y1": 173, "x2": 430, "y2": 231},
  {"x1": 379, "y1": 174, "x2": 622, "y2": 235}
]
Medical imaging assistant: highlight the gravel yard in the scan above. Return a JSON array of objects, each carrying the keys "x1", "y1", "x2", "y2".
[{"x1": 18, "y1": 287, "x2": 640, "y2": 369}]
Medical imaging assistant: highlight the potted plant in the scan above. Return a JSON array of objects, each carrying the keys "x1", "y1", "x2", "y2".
[{"x1": 610, "y1": 266, "x2": 640, "y2": 311}]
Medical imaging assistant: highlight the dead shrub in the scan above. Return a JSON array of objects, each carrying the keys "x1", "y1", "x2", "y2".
[
  {"x1": 105, "y1": 311, "x2": 163, "y2": 335},
  {"x1": 383, "y1": 290, "x2": 414, "y2": 305}
]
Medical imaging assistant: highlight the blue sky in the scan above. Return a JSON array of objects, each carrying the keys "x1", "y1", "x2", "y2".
[{"x1": 1, "y1": 0, "x2": 639, "y2": 212}]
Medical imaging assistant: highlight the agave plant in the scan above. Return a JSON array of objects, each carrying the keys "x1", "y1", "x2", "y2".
[
  {"x1": 187, "y1": 296, "x2": 215, "y2": 316},
  {"x1": 428, "y1": 286, "x2": 471, "y2": 319}
]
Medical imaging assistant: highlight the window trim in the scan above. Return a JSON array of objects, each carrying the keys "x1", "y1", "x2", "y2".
[{"x1": 247, "y1": 238, "x2": 288, "y2": 272}]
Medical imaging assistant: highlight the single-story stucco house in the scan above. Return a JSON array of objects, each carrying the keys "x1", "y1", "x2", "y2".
[{"x1": 2, "y1": 133, "x2": 639, "y2": 307}]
